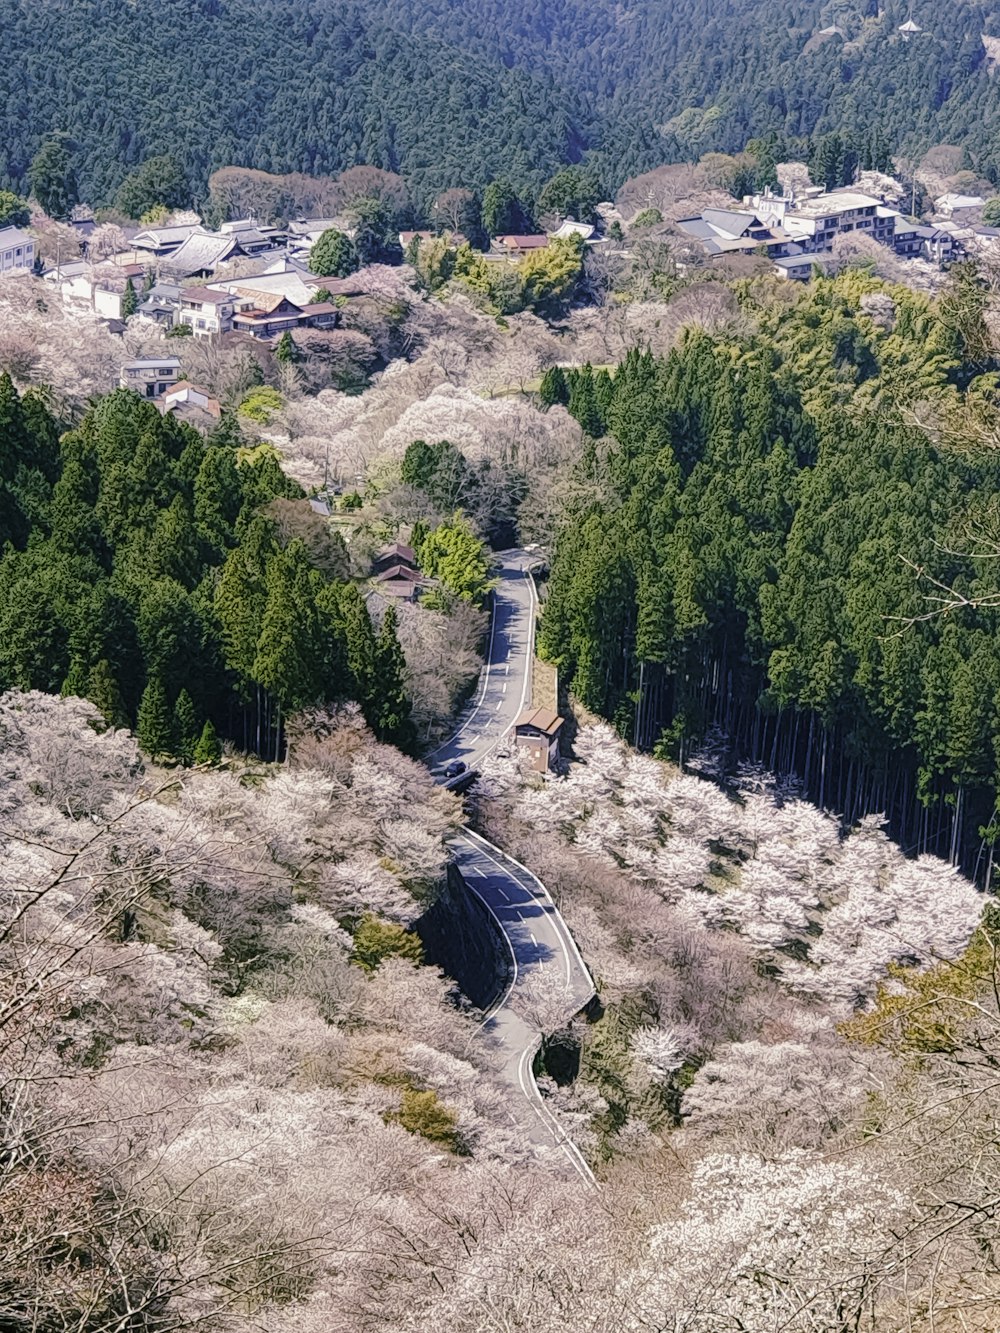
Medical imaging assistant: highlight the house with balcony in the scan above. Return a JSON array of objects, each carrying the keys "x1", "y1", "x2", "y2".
[
  {"x1": 0, "y1": 226, "x2": 35, "y2": 276},
  {"x1": 119, "y1": 358, "x2": 182, "y2": 398},
  {"x1": 230, "y1": 290, "x2": 339, "y2": 338},
  {"x1": 178, "y1": 286, "x2": 238, "y2": 335}
]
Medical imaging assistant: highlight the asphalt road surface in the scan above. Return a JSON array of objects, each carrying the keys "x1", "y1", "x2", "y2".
[
  {"x1": 426, "y1": 549, "x2": 597, "y2": 1185},
  {"x1": 426, "y1": 549, "x2": 538, "y2": 777}
]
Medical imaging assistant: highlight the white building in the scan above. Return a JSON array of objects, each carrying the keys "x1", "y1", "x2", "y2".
[
  {"x1": 0, "y1": 226, "x2": 34, "y2": 276},
  {"x1": 119, "y1": 358, "x2": 182, "y2": 398}
]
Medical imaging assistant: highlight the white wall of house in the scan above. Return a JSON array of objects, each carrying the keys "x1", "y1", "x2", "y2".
[{"x1": 94, "y1": 288, "x2": 123, "y2": 320}]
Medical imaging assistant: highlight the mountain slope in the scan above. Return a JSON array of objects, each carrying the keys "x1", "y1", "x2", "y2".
[{"x1": 0, "y1": 0, "x2": 601, "y2": 205}]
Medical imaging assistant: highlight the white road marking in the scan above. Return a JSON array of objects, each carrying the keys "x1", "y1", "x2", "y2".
[
  {"x1": 495, "y1": 700, "x2": 503, "y2": 710},
  {"x1": 502, "y1": 682, "x2": 507, "y2": 694},
  {"x1": 465, "y1": 830, "x2": 577, "y2": 986},
  {"x1": 494, "y1": 884, "x2": 510, "y2": 902},
  {"x1": 529, "y1": 932, "x2": 537, "y2": 946}
]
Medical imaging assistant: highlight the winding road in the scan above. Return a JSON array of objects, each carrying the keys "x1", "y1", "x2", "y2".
[{"x1": 426, "y1": 551, "x2": 597, "y2": 1185}]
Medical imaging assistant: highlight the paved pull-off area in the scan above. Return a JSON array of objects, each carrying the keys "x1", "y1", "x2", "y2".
[{"x1": 427, "y1": 550, "x2": 597, "y2": 1185}]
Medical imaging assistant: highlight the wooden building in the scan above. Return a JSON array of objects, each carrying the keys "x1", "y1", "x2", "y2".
[{"x1": 514, "y1": 707, "x2": 565, "y2": 773}]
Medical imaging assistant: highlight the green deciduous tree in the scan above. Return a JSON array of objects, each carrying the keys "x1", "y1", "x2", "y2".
[
  {"x1": 0, "y1": 190, "x2": 30, "y2": 227},
  {"x1": 115, "y1": 154, "x2": 190, "y2": 219},
  {"x1": 351, "y1": 914, "x2": 424, "y2": 970},
  {"x1": 308, "y1": 228, "x2": 358, "y2": 278},
  {"x1": 419, "y1": 516, "x2": 493, "y2": 606}
]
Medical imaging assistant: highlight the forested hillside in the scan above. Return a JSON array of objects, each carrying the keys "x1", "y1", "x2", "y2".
[
  {"x1": 353, "y1": 0, "x2": 1000, "y2": 179},
  {"x1": 0, "y1": 377, "x2": 414, "y2": 759},
  {"x1": 9, "y1": 0, "x2": 1000, "y2": 211},
  {"x1": 0, "y1": 0, "x2": 605, "y2": 207},
  {"x1": 539, "y1": 268, "x2": 1000, "y2": 878}
]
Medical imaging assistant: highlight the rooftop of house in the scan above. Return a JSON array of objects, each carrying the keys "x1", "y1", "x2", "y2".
[
  {"x1": 400, "y1": 230, "x2": 434, "y2": 245},
  {"x1": 374, "y1": 564, "x2": 425, "y2": 585},
  {"x1": 211, "y1": 271, "x2": 322, "y2": 305},
  {"x1": 233, "y1": 287, "x2": 298, "y2": 314},
  {"x1": 121, "y1": 357, "x2": 182, "y2": 370},
  {"x1": 287, "y1": 218, "x2": 342, "y2": 236},
  {"x1": 551, "y1": 220, "x2": 596, "y2": 240},
  {"x1": 162, "y1": 231, "x2": 239, "y2": 275},
  {"x1": 514, "y1": 706, "x2": 565, "y2": 736},
  {"x1": 377, "y1": 541, "x2": 417, "y2": 565},
  {"x1": 219, "y1": 218, "x2": 284, "y2": 237},
  {"x1": 787, "y1": 190, "x2": 882, "y2": 218},
  {"x1": 496, "y1": 234, "x2": 549, "y2": 250},
  {"x1": 181, "y1": 285, "x2": 237, "y2": 305},
  {"x1": 298, "y1": 301, "x2": 337, "y2": 316},
  {"x1": 0, "y1": 226, "x2": 33, "y2": 247},
  {"x1": 936, "y1": 192, "x2": 986, "y2": 210},
  {"x1": 133, "y1": 224, "x2": 202, "y2": 249}
]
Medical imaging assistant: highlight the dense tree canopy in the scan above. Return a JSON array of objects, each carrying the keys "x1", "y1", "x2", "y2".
[
  {"x1": 540, "y1": 269, "x2": 1000, "y2": 879},
  {"x1": 0, "y1": 383, "x2": 413, "y2": 759},
  {"x1": 114, "y1": 153, "x2": 191, "y2": 219}
]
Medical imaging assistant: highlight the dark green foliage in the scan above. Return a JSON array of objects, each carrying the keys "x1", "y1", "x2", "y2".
[
  {"x1": 115, "y1": 154, "x2": 190, "y2": 218},
  {"x1": 121, "y1": 277, "x2": 138, "y2": 319},
  {"x1": 346, "y1": 197, "x2": 401, "y2": 266},
  {"x1": 401, "y1": 438, "x2": 473, "y2": 510},
  {"x1": 537, "y1": 165, "x2": 602, "y2": 223},
  {"x1": 87, "y1": 658, "x2": 129, "y2": 729},
  {"x1": 136, "y1": 676, "x2": 173, "y2": 759},
  {"x1": 0, "y1": 382, "x2": 360, "y2": 760},
  {"x1": 482, "y1": 179, "x2": 531, "y2": 237},
  {"x1": 308, "y1": 228, "x2": 358, "y2": 278},
  {"x1": 0, "y1": 0, "x2": 606, "y2": 208},
  {"x1": 172, "y1": 688, "x2": 199, "y2": 765},
  {"x1": 374, "y1": 604, "x2": 415, "y2": 750},
  {"x1": 193, "y1": 718, "x2": 222, "y2": 765},
  {"x1": 275, "y1": 331, "x2": 299, "y2": 364},
  {"x1": 538, "y1": 366, "x2": 569, "y2": 408},
  {"x1": 28, "y1": 133, "x2": 77, "y2": 219},
  {"x1": 6, "y1": 2, "x2": 1000, "y2": 207},
  {"x1": 541, "y1": 274, "x2": 1000, "y2": 876}
]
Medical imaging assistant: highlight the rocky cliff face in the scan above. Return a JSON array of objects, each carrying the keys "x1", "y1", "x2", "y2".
[{"x1": 416, "y1": 863, "x2": 512, "y2": 1011}]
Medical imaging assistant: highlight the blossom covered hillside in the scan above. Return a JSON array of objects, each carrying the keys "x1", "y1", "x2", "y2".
[
  {"x1": 479, "y1": 724, "x2": 983, "y2": 1009},
  {"x1": 3, "y1": 693, "x2": 1000, "y2": 1329}
]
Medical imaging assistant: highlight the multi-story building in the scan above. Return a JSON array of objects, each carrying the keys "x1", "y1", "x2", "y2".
[
  {"x1": 178, "y1": 286, "x2": 238, "y2": 335},
  {"x1": 746, "y1": 188, "x2": 897, "y2": 253},
  {"x1": 0, "y1": 226, "x2": 34, "y2": 276},
  {"x1": 119, "y1": 358, "x2": 182, "y2": 398}
]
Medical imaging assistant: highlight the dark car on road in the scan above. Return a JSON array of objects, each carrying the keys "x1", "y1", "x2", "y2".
[{"x1": 443, "y1": 761, "x2": 467, "y2": 778}]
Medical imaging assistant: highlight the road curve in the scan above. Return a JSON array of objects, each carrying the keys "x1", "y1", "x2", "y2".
[{"x1": 427, "y1": 550, "x2": 597, "y2": 1185}]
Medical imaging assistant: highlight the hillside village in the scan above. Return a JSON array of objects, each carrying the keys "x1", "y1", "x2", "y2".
[{"x1": 3, "y1": 162, "x2": 1000, "y2": 387}]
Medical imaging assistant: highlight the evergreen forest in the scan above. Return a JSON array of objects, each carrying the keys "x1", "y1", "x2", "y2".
[
  {"x1": 0, "y1": 378, "x2": 414, "y2": 759},
  {"x1": 539, "y1": 268, "x2": 1000, "y2": 879},
  {"x1": 9, "y1": 0, "x2": 1000, "y2": 210}
]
